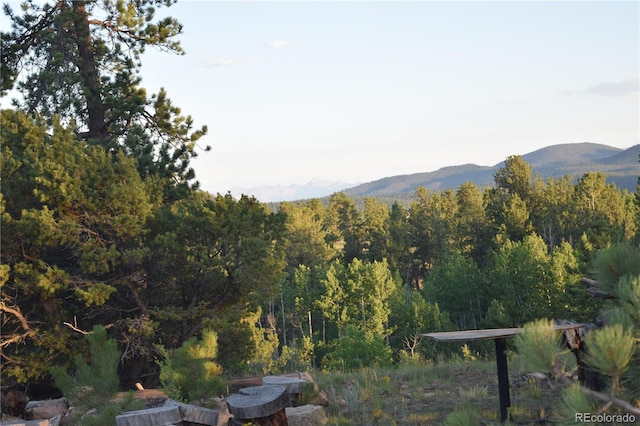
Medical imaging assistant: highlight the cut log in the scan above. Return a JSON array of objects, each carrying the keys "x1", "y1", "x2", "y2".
[
  {"x1": 228, "y1": 372, "x2": 329, "y2": 408},
  {"x1": 115, "y1": 405, "x2": 181, "y2": 426},
  {"x1": 262, "y1": 377, "x2": 306, "y2": 395},
  {"x1": 289, "y1": 373, "x2": 329, "y2": 407},
  {"x1": 262, "y1": 377, "x2": 307, "y2": 406},
  {"x1": 113, "y1": 389, "x2": 168, "y2": 405},
  {"x1": 226, "y1": 385, "x2": 289, "y2": 425},
  {"x1": 164, "y1": 400, "x2": 219, "y2": 425}
]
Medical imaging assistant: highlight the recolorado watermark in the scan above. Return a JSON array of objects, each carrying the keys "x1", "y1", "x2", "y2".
[{"x1": 575, "y1": 412, "x2": 636, "y2": 423}]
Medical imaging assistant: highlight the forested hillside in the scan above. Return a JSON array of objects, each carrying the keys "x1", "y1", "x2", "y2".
[{"x1": 1, "y1": 2, "x2": 640, "y2": 421}]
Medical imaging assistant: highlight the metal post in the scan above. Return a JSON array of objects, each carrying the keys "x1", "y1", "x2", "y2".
[{"x1": 495, "y1": 337, "x2": 510, "y2": 422}]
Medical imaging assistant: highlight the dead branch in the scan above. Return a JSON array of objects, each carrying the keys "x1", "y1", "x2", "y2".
[
  {"x1": 581, "y1": 277, "x2": 613, "y2": 298},
  {"x1": 63, "y1": 316, "x2": 92, "y2": 335}
]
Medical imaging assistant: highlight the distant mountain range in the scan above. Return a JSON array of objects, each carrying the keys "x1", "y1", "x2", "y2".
[
  {"x1": 239, "y1": 143, "x2": 638, "y2": 202},
  {"x1": 231, "y1": 179, "x2": 357, "y2": 202},
  {"x1": 343, "y1": 142, "x2": 639, "y2": 198}
]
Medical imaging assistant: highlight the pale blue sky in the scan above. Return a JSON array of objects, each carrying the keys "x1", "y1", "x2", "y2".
[{"x1": 3, "y1": 1, "x2": 640, "y2": 194}]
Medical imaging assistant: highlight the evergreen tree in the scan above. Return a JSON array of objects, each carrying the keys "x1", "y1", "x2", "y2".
[
  {"x1": 1, "y1": 110, "x2": 153, "y2": 380},
  {"x1": 424, "y1": 251, "x2": 485, "y2": 330},
  {"x1": 1, "y1": 0, "x2": 208, "y2": 198}
]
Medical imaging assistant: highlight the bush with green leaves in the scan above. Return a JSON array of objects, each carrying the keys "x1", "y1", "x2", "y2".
[
  {"x1": 158, "y1": 329, "x2": 227, "y2": 405},
  {"x1": 51, "y1": 325, "x2": 143, "y2": 425},
  {"x1": 514, "y1": 243, "x2": 640, "y2": 419},
  {"x1": 321, "y1": 325, "x2": 393, "y2": 371}
]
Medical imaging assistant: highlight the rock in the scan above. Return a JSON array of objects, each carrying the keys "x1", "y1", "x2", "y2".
[
  {"x1": 528, "y1": 372, "x2": 547, "y2": 380},
  {"x1": 285, "y1": 405, "x2": 328, "y2": 426},
  {"x1": 1, "y1": 390, "x2": 29, "y2": 418},
  {"x1": 23, "y1": 398, "x2": 69, "y2": 421}
]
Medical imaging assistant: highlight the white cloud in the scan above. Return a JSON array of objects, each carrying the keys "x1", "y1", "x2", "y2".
[
  {"x1": 566, "y1": 77, "x2": 640, "y2": 97},
  {"x1": 265, "y1": 40, "x2": 287, "y2": 49},
  {"x1": 201, "y1": 57, "x2": 256, "y2": 68}
]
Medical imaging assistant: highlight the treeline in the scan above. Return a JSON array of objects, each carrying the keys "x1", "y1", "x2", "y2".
[
  {"x1": 2, "y1": 108, "x2": 638, "y2": 386},
  {"x1": 266, "y1": 157, "x2": 639, "y2": 372}
]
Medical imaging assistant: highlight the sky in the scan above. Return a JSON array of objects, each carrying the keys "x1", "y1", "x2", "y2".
[{"x1": 3, "y1": 1, "x2": 640, "y2": 196}]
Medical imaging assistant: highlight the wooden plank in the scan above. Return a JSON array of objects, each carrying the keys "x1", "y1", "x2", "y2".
[
  {"x1": 423, "y1": 328, "x2": 522, "y2": 342},
  {"x1": 422, "y1": 323, "x2": 583, "y2": 342}
]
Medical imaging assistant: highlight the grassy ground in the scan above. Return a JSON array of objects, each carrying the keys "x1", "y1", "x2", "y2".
[{"x1": 313, "y1": 355, "x2": 566, "y2": 425}]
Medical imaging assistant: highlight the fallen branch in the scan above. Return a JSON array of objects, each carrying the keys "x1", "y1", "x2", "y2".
[{"x1": 580, "y1": 277, "x2": 613, "y2": 298}]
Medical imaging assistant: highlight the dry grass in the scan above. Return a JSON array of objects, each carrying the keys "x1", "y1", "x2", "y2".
[{"x1": 313, "y1": 355, "x2": 565, "y2": 425}]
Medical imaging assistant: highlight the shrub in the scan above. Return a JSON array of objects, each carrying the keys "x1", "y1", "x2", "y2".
[
  {"x1": 321, "y1": 325, "x2": 393, "y2": 371},
  {"x1": 158, "y1": 329, "x2": 227, "y2": 405},
  {"x1": 51, "y1": 325, "x2": 144, "y2": 425}
]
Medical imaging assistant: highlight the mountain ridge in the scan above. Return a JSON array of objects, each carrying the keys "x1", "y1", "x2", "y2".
[
  {"x1": 342, "y1": 142, "x2": 639, "y2": 199},
  {"x1": 236, "y1": 143, "x2": 638, "y2": 202}
]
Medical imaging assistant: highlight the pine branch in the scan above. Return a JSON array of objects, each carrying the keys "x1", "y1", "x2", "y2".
[{"x1": 551, "y1": 360, "x2": 640, "y2": 416}]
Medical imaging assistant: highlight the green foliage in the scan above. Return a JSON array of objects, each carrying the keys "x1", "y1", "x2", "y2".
[
  {"x1": 275, "y1": 336, "x2": 315, "y2": 373},
  {"x1": 322, "y1": 325, "x2": 393, "y2": 371},
  {"x1": 1, "y1": 110, "x2": 154, "y2": 380},
  {"x1": 50, "y1": 325, "x2": 145, "y2": 425},
  {"x1": 158, "y1": 329, "x2": 226, "y2": 405},
  {"x1": 424, "y1": 251, "x2": 484, "y2": 330},
  {"x1": 444, "y1": 403, "x2": 482, "y2": 426},
  {"x1": 79, "y1": 394, "x2": 145, "y2": 426},
  {"x1": 514, "y1": 244, "x2": 640, "y2": 419},
  {"x1": 482, "y1": 299, "x2": 511, "y2": 329},
  {"x1": 245, "y1": 315, "x2": 280, "y2": 376},
  {"x1": 317, "y1": 258, "x2": 400, "y2": 339},
  {"x1": 584, "y1": 324, "x2": 634, "y2": 380},
  {"x1": 591, "y1": 242, "x2": 640, "y2": 293},
  {"x1": 487, "y1": 233, "x2": 579, "y2": 325},
  {"x1": 514, "y1": 319, "x2": 568, "y2": 373},
  {"x1": 389, "y1": 289, "x2": 454, "y2": 359}
]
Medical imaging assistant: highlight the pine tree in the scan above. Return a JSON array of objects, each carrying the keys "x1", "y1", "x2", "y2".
[
  {"x1": 515, "y1": 243, "x2": 640, "y2": 418},
  {"x1": 1, "y1": 0, "x2": 208, "y2": 198}
]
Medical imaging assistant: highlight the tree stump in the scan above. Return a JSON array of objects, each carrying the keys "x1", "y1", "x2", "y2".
[
  {"x1": 262, "y1": 376, "x2": 307, "y2": 406},
  {"x1": 226, "y1": 385, "x2": 289, "y2": 425}
]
